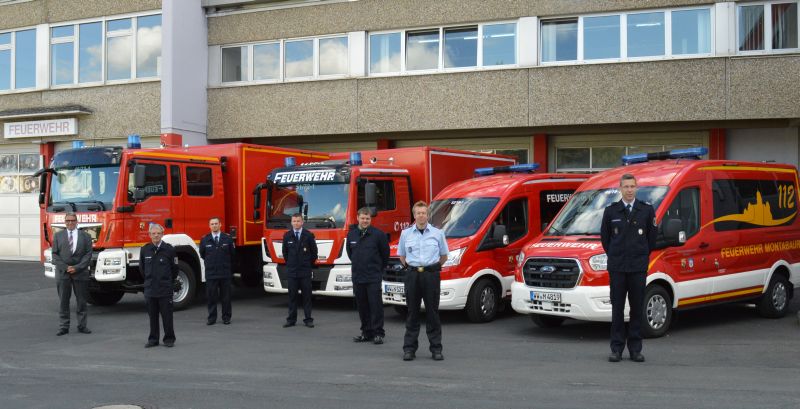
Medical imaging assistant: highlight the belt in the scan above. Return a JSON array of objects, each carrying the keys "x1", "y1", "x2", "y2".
[{"x1": 408, "y1": 264, "x2": 440, "y2": 273}]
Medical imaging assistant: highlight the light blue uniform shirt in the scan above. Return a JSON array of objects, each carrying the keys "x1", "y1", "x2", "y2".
[{"x1": 397, "y1": 223, "x2": 449, "y2": 267}]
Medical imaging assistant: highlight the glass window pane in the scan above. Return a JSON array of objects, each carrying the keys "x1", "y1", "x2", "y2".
[
  {"x1": 592, "y1": 147, "x2": 626, "y2": 168},
  {"x1": 14, "y1": 29, "x2": 36, "y2": 88},
  {"x1": 772, "y1": 3, "x2": 798, "y2": 49},
  {"x1": 253, "y1": 43, "x2": 280, "y2": 80},
  {"x1": 0, "y1": 33, "x2": 10, "y2": 45},
  {"x1": 136, "y1": 14, "x2": 162, "y2": 78},
  {"x1": 186, "y1": 167, "x2": 213, "y2": 196},
  {"x1": 627, "y1": 12, "x2": 665, "y2": 57},
  {"x1": 107, "y1": 35, "x2": 131, "y2": 80},
  {"x1": 285, "y1": 39, "x2": 313, "y2": 78},
  {"x1": 556, "y1": 148, "x2": 590, "y2": 169},
  {"x1": 0, "y1": 50, "x2": 9, "y2": 90},
  {"x1": 738, "y1": 5, "x2": 765, "y2": 51},
  {"x1": 406, "y1": 30, "x2": 439, "y2": 71},
  {"x1": 628, "y1": 145, "x2": 663, "y2": 155},
  {"x1": 51, "y1": 42, "x2": 74, "y2": 85},
  {"x1": 672, "y1": 9, "x2": 711, "y2": 55},
  {"x1": 222, "y1": 46, "x2": 247, "y2": 82},
  {"x1": 369, "y1": 32, "x2": 401, "y2": 73},
  {"x1": 483, "y1": 23, "x2": 516, "y2": 66},
  {"x1": 51, "y1": 26, "x2": 74, "y2": 38},
  {"x1": 319, "y1": 36, "x2": 348, "y2": 76},
  {"x1": 584, "y1": 15, "x2": 620, "y2": 60},
  {"x1": 541, "y1": 19, "x2": 578, "y2": 62},
  {"x1": 107, "y1": 18, "x2": 132, "y2": 34},
  {"x1": 444, "y1": 26, "x2": 477, "y2": 68},
  {"x1": 78, "y1": 23, "x2": 102, "y2": 83}
]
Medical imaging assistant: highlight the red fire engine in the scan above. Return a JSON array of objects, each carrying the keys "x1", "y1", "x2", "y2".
[{"x1": 39, "y1": 139, "x2": 327, "y2": 309}]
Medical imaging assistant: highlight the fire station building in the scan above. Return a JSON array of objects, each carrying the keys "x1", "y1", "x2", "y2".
[{"x1": 0, "y1": 0, "x2": 798, "y2": 259}]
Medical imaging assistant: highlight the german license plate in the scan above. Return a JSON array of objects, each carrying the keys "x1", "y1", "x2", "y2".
[
  {"x1": 530, "y1": 291, "x2": 561, "y2": 302},
  {"x1": 385, "y1": 284, "x2": 404, "y2": 294}
]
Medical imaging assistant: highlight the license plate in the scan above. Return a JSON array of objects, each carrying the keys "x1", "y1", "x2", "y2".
[
  {"x1": 385, "y1": 284, "x2": 404, "y2": 294},
  {"x1": 530, "y1": 291, "x2": 561, "y2": 302}
]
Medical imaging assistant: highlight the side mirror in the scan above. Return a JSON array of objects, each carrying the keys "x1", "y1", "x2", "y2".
[
  {"x1": 134, "y1": 164, "x2": 146, "y2": 188},
  {"x1": 493, "y1": 224, "x2": 509, "y2": 247},
  {"x1": 664, "y1": 219, "x2": 685, "y2": 244},
  {"x1": 364, "y1": 182, "x2": 378, "y2": 216},
  {"x1": 38, "y1": 173, "x2": 47, "y2": 207},
  {"x1": 252, "y1": 183, "x2": 265, "y2": 220}
]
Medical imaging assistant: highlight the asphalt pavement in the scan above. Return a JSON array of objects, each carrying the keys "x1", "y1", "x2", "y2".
[{"x1": 0, "y1": 261, "x2": 798, "y2": 409}]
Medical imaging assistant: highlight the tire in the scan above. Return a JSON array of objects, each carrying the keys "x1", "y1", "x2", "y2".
[
  {"x1": 757, "y1": 274, "x2": 790, "y2": 318},
  {"x1": 642, "y1": 285, "x2": 672, "y2": 338},
  {"x1": 466, "y1": 279, "x2": 499, "y2": 323},
  {"x1": 394, "y1": 305, "x2": 408, "y2": 318},
  {"x1": 172, "y1": 260, "x2": 197, "y2": 310},
  {"x1": 530, "y1": 314, "x2": 565, "y2": 328},
  {"x1": 86, "y1": 290, "x2": 124, "y2": 306}
]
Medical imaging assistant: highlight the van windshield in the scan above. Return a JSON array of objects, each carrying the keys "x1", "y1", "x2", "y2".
[
  {"x1": 546, "y1": 186, "x2": 668, "y2": 236},
  {"x1": 429, "y1": 197, "x2": 500, "y2": 238}
]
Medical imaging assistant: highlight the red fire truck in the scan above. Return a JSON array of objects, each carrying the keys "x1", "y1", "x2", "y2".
[
  {"x1": 381, "y1": 164, "x2": 589, "y2": 322},
  {"x1": 39, "y1": 140, "x2": 327, "y2": 309},
  {"x1": 511, "y1": 148, "x2": 800, "y2": 337},
  {"x1": 254, "y1": 147, "x2": 515, "y2": 296}
]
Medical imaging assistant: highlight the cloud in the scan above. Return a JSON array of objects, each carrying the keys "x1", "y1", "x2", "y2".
[
  {"x1": 370, "y1": 52, "x2": 401, "y2": 73},
  {"x1": 318, "y1": 38, "x2": 348, "y2": 75},
  {"x1": 106, "y1": 36, "x2": 131, "y2": 78},
  {"x1": 254, "y1": 45, "x2": 280, "y2": 80},
  {"x1": 406, "y1": 41, "x2": 438, "y2": 70},
  {"x1": 136, "y1": 25, "x2": 162, "y2": 76}
]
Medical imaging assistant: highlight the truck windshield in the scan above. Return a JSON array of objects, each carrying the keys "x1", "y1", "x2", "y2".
[
  {"x1": 267, "y1": 183, "x2": 349, "y2": 229},
  {"x1": 546, "y1": 186, "x2": 669, "y2": 236},
  {"x1": 429, "y1": 197, "x2": 500, "y2": 238},
  {"x1": 50, "y1": 165, "x2": 120, "y2": 209}
]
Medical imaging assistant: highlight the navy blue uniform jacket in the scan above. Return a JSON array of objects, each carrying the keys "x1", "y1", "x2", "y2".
[
  {"x1": 140, "y1": 242, "x2": 179, "y2": 298},
  {"x1": 282, "y1": 229, "x2": 318, "y2": 278},
  {"x1": 600, "y1": 200, "x2": 657, "y2": 273},
  {"x1": 199, "y1": 232, "x2": 235, "y2": 280},
  {"x1": 345, "y1": 225, "x2": 390, "y2": 284}
]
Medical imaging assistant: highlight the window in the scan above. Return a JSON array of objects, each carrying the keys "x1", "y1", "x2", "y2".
[
  {"x1": 555, "y1": 144, "x2": 697, "y2": 172},
  {"x1": 51, "y1": 26, "x2": 74, "y2": 85},
  {"x1": 186, "y1": 166, "x2": 212, "y2": 196},
  {"x1": 357, "y1": 179, "x2": 396, "y2": 211},
  {"x1": 739, "y1": 2, "x2": 799, "y2": 52},
  {"x1": 369, "y1": 32, "x2": 401, "y2": 74},
  {"x1": 222, "y1": 46, "x2": 247, "y2": 82},
  {"x1": 285, "y1": 39, "x2": 313, "y2": 78},
  {"x1": 253, "y1": 42, "x2": 280, "y2": 80},
  {"x1": 712, "y1": 179, "x2": 797, "y2": 231},
  {"x1": 444, "y1": 26, "x2": 478, "y2": 68},
  {"x1": 170, "y1": 165, "x2": 181, "y2": 196},
  {"x1": 483, "y1": 23, "x2": 516, "y2": 66},
  {"x1": 319, "y1": 36, "x2": 348, "y2": 76},
  {"x1": 0, "y1": 28, "x2": 36, "y2": 91},
  {"x1": 672, "y1": 9, "x2": 711, "y2": 55},
  {"x1": 539, "y1": 190, "x2": 575, "y2": 230},
  {"x1": 128, "y1": 163, "x2": 167, "y2": 200},
  {"x1": 660, "y1": 187, "x2": 700, "y2": 242},
  {"x1": 406, "y1": 29, "x2": 439, "y2": 71},
  {"x1": 584, "y1": 15, "x2": 620, "y2": 60},
  {"x1": 106, "y1": 18, "x2": 132, "y2": 81},
  {"x1": 541, "y1": 19, "x2": 578, "y2": 62},
  {"x1": 79, "y1": 22, "x2": 102, "y2": 83},
  {"x1": 137, "y1": 14, "x2": 162, "y2": 78},
  {"x1": 496, "y1": 198, "x2": 528, "y2": 243},
  {"x1": 628, "y1": 12, "x2": 665, "y2": 57}
]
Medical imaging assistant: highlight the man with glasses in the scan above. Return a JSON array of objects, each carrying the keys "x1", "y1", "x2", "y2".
[
  {"x1": 52, "y1": 212, "x2": 93, "y2": 336},
  {"x1": 140, "y1": 223, "x2": 178, "y2": 348}
]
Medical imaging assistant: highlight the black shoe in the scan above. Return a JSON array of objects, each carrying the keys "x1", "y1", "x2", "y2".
[
  {"x1": 283, "y1": 322, "x2": 295, "y2": 328},
  {"x1": 223, "y1": 320, "x2": 231, "y2": 325},
  {"x1": 206, "y1": 319, "x2": 216, "y2": 325},
  {"x1": 373, "y1": 336, "x2": 384, "y2": 345},
  {"x1": 164, "y1": 341, "x2": 175, "y2": 348},
  {"x1": 608, "y1": 351, "x2": 622, "y2": 362},
  {"x1": 432, "y1": 352, "x2": 444, "y2": 361},
  {"x1": 304, "y1": 322, "x2": 315, "y2": 328},
  {"x1": 56, "y1": 328, "x2": 68, "y2": 336},
  {"x1": 630, "y1": 352, "x2": 645, "y2": 363},
  {"x1": 77, "y1": 327, "x2": 91, "y2": 334},
  {"x1": 402, "y1": 351, "x2": 416, "y2": 361},
  {"x1": 145, "y1": 342, "x2": 159, "y2": 348},
  {"x1": 353, "y1": 335, "x2": 374, "y2": 343}
]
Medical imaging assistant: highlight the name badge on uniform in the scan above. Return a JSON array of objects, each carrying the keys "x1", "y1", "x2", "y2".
[
  {"x1": 613, "y1": 227, "x2": 619, "y2": 235},
  {"x1": 638, "y1": 228, "x2": 643, "y2": 235}
]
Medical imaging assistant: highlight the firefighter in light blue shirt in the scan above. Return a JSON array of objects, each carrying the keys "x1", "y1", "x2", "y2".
[{"x1": 397, "y1": 201, "x2": 449, "y2": 361}]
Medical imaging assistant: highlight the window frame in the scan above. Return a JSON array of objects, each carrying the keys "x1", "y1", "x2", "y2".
[
  {"x1": 736, "y1": 0, "x2": 800, "y2": 55},
  {"x1": 0, "y1": 26, "x2": 38, "y2": 93},
  {"x1": 185, "y1": 166, "x2": 214, "y2": 197},
  {"x1": 554, "y1": 144, "x2": 699, "y2": 173}
]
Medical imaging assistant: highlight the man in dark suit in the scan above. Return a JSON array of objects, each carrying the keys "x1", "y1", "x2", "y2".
[
  {"x1": 199, "y1": 216, "x2": 235, "y2": 325},
  {"x1": 600, "y1": 173, "x2": 657, "y2": 363},
  {"x1": 140, "y1": 223, "x2": 178, "y2": 348},
  {"x1": 52, "y1": 212, "x2": 93, "y2": 336},
  {"x1": 346, "y1": 207, "x2": 390, "y2": 344},
  {"x1": 282, "y1": 213, "x2": 318, "y2": 328}
]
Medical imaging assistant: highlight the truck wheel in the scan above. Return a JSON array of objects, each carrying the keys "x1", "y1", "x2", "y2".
[
  {"x1": 530, "y1": 314, "x2": 565, "y2": 328},
  {"x1": 466, "y1": 279, "x2": 499, "y2": 323},
  {"x1": 757, "y1": 274, "x2": 790, "y2": 318},
  {"x1": 86, "y1": 290, "x2": 124, "y2": 306},
  {"x1": 394, "y1": 305, "x2": 408, "y2": 318},
  {"x1": 642, "y1": 285, "x2": 672, "y2": 338},
  {"x1": 173, "y1": 261, "x2": 196, "y2": 310}
]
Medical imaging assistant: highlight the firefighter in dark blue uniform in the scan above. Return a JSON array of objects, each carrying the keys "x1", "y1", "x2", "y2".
[
  {"x1": 346, "y1": 207, "x2": 390, "y2": 344},
  {"x1": 140, "y1": 223, "x2": 178, "y2": 348},
  {"x1": 282, "y1": 213, "x2": 318, "y2": 328},
  {"x1": 199, "y1": 217, "x2": 235, "y2": 325},
  {"x1": 600, "y1": 173, "x2": 657, "y2": 363}
]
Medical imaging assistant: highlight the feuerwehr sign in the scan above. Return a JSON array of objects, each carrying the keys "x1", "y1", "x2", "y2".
[{"x1": 4, "y1": 118, "x2": 78, "y2": 138}]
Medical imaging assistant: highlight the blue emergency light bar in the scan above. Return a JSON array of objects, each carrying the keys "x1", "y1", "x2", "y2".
[
  {"x1": 284, "y1": 156, "x2": 296, "y2": 167},
  {"x1": 350, "y1": 152, "x2": 363, "y2": 166},
  {"x1": 127, "y1": 134, "x2": 141, "y2": 149},
  {"x1": 72, "y1": 140, "x2": 84, "y2": 149},
  {"x1": 622, "y1": 147, "x2": 708, "y2": 165},
  {"x1": 474, "y1": 163, "x2": 540, "y2": 176}
]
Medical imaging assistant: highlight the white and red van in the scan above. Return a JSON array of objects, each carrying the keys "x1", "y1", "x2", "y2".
[
  {"x1": 511, "y1": 148, "x2": 800, "y2": 337},
  {"x1": 382, "y1": 164, "x2": 589, "y2": 322}
]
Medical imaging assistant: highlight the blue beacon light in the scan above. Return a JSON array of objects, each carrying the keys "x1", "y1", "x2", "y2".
[
  {"x1": 474, "y1": 163, "x2": 540, "y2": 176},
  {"x1": 284, "y1": 157, "x2": 296, "y2": 167},
  {"x1": 127, "y1": 134, "x2": 141, "y2": 149},
  {"x1": 72, "y1": 140, "x2": 84, "y2": 149},
  {"x1": 350, "y1": 152, "x2": 363, "y2": 166},
  {"x1": 622, "y1": 147, "x2": 708, "y2": 165}
]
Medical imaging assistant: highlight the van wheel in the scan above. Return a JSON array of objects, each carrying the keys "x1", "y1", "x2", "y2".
[
  {"x1": 466, "y1": 279, "x2": 499, "y2": 323},
  {"x1": 642, "y1": 285, "x2": 672, "y2": 338},
  {"x1": 530, "y1": 314, "x2": 565, "y2": 328},
  {"x1": 86, "y1": 290, "x2": 124, "y2": 306},
  {"x1": 394, "y1": 306, "x2": 408, "y2": 318},
  {"x1": 173, "y1": 261, "x2": 196, "y2": 310},
  {"x1": 757, "y1": 274, "x2": 790, "y2": 318}
]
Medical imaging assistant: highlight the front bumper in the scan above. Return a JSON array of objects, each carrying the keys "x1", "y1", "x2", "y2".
[
  {"x1": 511, "y1": 281, "x2": 627, "y2": 322},
  {"x1": 263, "y1": 263, "x2": 355, "y2": 297},
  {"x1": 381, "y1": 277, "x2": 469, "y2": 310}
]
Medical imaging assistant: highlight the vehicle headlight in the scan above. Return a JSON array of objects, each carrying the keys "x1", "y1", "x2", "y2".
[
  {"x1": 589, "y1": 253, "x2": 607, "y2": 271},
  {"x1": 103, "y1": 257, "x2": 122, "y2": 266},
  {"x1": 441, "y1": 248, "x2": 466, "y2": 268},
  {"x1": 516, "y1": 250, "x2": 526, "y2": 267}
]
